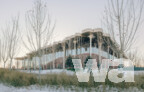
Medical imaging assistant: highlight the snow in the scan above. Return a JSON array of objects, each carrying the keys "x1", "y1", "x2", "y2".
[
  {"x1": 19, "y1": 69, "x2": 75, "y2": 75},
  {"x1": 0, "y1": 84, "x2": 143, "y2": 92},
  {"x1": 19, "y1": 69, "x2": 144, "y2": 76},
  {"x1": 1, "y1": 70, "x2": 143, "y2": 92},
  {"x1": 134, "y1": 71, "x2": 144, "y2": 75}
]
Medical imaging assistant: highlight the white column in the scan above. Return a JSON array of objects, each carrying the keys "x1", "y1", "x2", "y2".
[
  {"x1": 62, "y1": 43, "x2": 66, "y2": 69},
  {"x1": 24, "y1": 59, "x2": 26, "y2": 70},
  {"x1": 98, "y1": 42, "x2": 102, "y2": 64},
  {"x1": 69, "y1": 40, "x2": 71, "y2": 55},
  {"x1": 17, "y1": 60, "x2": 19, "y2": 69},
  {"x1": 52, "y1": 48, "x2": 55, "y2": 69},
  {"x1": 45, "y1": 54, "x2": 47, "y2": 69},
  {"x1": 34, "y1": 58, "x2": 35, "y2": 70},
  {"x1": 29, "y1": 56, "x2": 31, "y2": 72},
  {"x1": 22, "y1": 60, "x2": 24, "y2": 70},
  {"x1": 27, "y1": 57, "x2": 29, "y2": 70},
  {"x1": 73, "y1": 40, "x2": 77, "y2": 58},
  {"x1": 88, "y1": 34, "x2": 94, "y2": 57}
]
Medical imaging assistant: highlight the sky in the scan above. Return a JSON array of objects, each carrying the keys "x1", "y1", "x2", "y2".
[
  {"x1": 0, "y1": 0, "x2": 108, "y2": 56},
  {"x1": 0, "y1": 0, "x2": 144, "y2": 67}
]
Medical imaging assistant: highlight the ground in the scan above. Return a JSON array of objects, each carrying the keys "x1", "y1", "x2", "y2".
[
  {"x1": 0, "y1": 70, "x2": 144, "y2": 92},
  {"x1": 0, "y1": 83, "x2": 143, "y2": 92}
]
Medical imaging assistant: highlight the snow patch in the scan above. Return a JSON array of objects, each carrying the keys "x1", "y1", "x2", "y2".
[
  {"x1": 19, "y1": 69, "x2": 75, "y2": 75},
  {"x1": 0, "y1": 84, "x2": 143, "y2": 92}
]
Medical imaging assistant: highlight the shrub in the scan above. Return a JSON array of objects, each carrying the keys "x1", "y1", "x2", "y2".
[
  {"x1": 65, "y1": 55, "x2": 74, "y2": 69},
  {"x1": 0, "y1": 69, "x2": 38, "y2": 87}
]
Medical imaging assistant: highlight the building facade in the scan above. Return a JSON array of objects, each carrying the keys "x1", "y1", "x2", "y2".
[{"x1": 15, "y1": 28, "x2": 126, "y2": 70}]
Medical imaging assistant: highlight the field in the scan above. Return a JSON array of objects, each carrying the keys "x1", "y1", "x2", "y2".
[{"x1": 0, "y1": 69, "x2": 144, "y2": 92}]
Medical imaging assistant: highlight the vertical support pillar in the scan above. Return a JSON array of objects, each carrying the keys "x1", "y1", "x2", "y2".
[
  {"x1": 62, "y1": 43, "x2": 66, "y2": 69},
  {"x1": 98, "y1": 42, "x2": 102, "y2": 65},
  {"x1": 88, "y1": 34, "x2": 94, "y2": 57},
  {"x1": 24, "y1": 58, "x2": 26, "y2": 70},
  {"x1": 68, "y1": 40, "x2": 71, "y2": 56},
  {"x1": 34, "y1": 58, "x2": 35, "y2": 70},
  {"x1": 43, "y1": 50, "x2": 45, "y2": 70},
  {"x1": 27, "y1": 58, "x2": 29, "y2": 70},
  {"x1": 46, "y1": 54, "x2": 48, "y2": 70},
  {"x1": 43, "y1": 55, "x2": 45, "y2": 70},
  {"x1": 27, "y1": 55, "x2": 31, "y2": 72},
  {"x1": 45, "y1": 54, "x2": 47, "y2": 69},
  {"x1": 45, "y1": 48, "x2": 48, "y2": 69},
  {"x1": 52, "y1": 47, "x2": 55, "y2": 69},
  {"x1": 73, "y1": 40, "x2": 77, "y2": 58},
  {"x1": 29, "y1": 56, "x2": 31, "y2": 72},
  {"x1": 17, "y1": 60, "x2": 18, "y2": 69},
  {"x1": 22, "y1": 59, "x2": 24, "y2": 70}
]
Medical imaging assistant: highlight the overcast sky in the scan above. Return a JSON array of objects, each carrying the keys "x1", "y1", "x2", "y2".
[{"x1": 0, "y1": 0, "x2": 144, "y2": 58}]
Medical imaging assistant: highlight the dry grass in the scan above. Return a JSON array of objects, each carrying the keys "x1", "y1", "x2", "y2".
[
  {"x1": 0, "y1": 69, "x2": 38, "y2": 87},
  {"x1": 40, "y1": 72, "x2": 144, "y2": 89},
  {"x1": 0, "y1": 68, "x2": 144, "y2": 89}
]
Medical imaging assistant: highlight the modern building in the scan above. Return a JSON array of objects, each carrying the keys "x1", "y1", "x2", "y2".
[{"x1": 15, "y1": 28, "x2": 126, "y2": 70}]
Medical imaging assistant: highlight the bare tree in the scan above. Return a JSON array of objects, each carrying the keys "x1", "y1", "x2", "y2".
[
  {"x1": 0, "y1": 16, "x2": 20, "y2": 69},
  {"x1": 128, "y1": 50, "x2": 138, "y2": 65},
  {"x1": 7, "y1": 17, "x2": 20, "y2": 70},
  {"x1": 103, "y1": 0, "x2": 144, "y2": 55},
  {"x1": 128, "y1": 50, "x2": 144, "y2": 67},
  {"x1": 23, "y1": 0, "x2": 55, "y2": 82},
  {"x1": 1, "y1": 27, "x2": 10, "y2": 68}
]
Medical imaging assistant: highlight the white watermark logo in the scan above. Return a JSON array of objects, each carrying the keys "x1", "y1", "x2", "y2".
[{"x1": 72, "y1": 59, "x2": 134, "y2": 83}]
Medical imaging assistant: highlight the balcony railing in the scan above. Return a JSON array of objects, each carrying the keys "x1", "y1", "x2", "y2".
[{"x1": 22, "y1": 47, "x2": 118, "y2": 68}]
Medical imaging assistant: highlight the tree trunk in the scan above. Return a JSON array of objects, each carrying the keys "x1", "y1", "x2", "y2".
[
  {"x1": 30, "y1": 59, "x2": 31, "y2": 73},
  {"x1": 17, "y1": 60, "x2": 18, "y2": 69},
  {"x1": 10, "y1": 59, "x2": 12, "y2": 70},
  {"x1": 38, "y1": 49, "x2": 42, "y2": 83},
  {"x1": 4, "y1": 62, "x2": 6, "y2": 68}
]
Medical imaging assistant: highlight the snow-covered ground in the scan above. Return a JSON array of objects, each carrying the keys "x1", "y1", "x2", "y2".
[
  {"x1": 19, "y1": 69, "x2": 144, "y2": 76},
  {"x1": 1, "y1": 70, "x2": 144, "y2": 92},
  {"x1": 0, "y1": 84, "x2": 143, "y2": 92},
  {"x1": 134, "y1": 71, "x2": 144, "y2": 75},
  {"x1": 19, "y1": 69, "x2": 75, "y2": 75}
]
